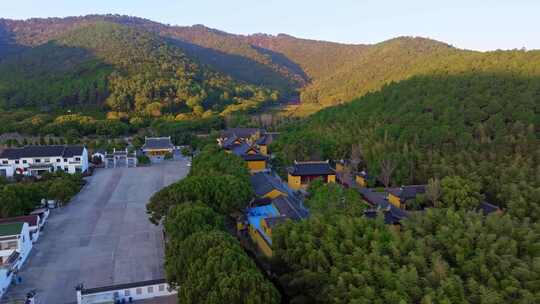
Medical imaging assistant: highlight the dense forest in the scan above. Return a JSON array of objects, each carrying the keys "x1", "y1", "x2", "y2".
[
  {"x1": 269, "y1": 58, "x2": 540, "y2": 301},
  {"x1": 4, "y1": 15, "x2": 540, "y2": 118},
  {"x1": 0, "y1": 21, "x2": 279, "y2": 127},
  {"x1": 148, "y1": 146, "x2": 280, "y2": 304}
]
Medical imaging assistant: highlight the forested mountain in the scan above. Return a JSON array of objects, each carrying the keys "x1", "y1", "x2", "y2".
[
  {"x1": 0, "y1": 21, "x2": 278, "y2": 119},
  {"x1": 274, "y1": 52, "x2": 540, "y2": 219},
  {"x1": 0, "y1": 14, "x2": 455, "y2": 111},
  {"x1": 1, "y1": 15, "x2": 539, "y2": 122}
]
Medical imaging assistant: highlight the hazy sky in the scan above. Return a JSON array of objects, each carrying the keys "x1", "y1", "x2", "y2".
[{"x1": 1, "y1": 0, "x2": 538, "y2": 51}]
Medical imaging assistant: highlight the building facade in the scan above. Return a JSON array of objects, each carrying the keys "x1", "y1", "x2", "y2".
[
  {"x1": 0, "y1": 146, "x2": 88, "y2": 178},
  {"x1": 287, "y1": 161, "x2": 336, "y2": 190},
  {"x1": 0, "y1": 223, "x2": 32, "y2": 269},
  {"x1": 76, "y1": 279, "x2": 177, "y2": 304},
  {"x1": 142, "y1": 137, "x2": 174, "y2": 162}
]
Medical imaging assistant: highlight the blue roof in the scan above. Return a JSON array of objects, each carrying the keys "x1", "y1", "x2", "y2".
[{"x1": 247, "y1": 204, "x2": 279, "y2": 244}]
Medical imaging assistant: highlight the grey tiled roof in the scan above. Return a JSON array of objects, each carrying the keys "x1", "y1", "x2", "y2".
[
  {"x1": 142, "y1": 137, "x2": 174, "y2": 150},
  {"x1": 250, "y1": 172, "x2": 289, "y2": 197},
  {"x1": 288, "y1": 161, "x2": 335, "y2": 176},
  {"x1": 0, "y1": 145, "x2": 84, "y2": 159}
]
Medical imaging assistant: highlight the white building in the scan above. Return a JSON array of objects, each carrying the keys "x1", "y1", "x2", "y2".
[
  {"x1": 0, "y1": 222, "x2": 33, "y2": 269},
  {"x1": 76, "y1": 279, "x2": 177, "y2": 304},
  {"x1": 0, "y1": 215, "x2": 42, "y2": 243},
  {"x1": 0, "y1": 145, "x2": 89, "y2": 178},
  {"x1": 0, "y1": 222, "x2": 33, "y2": 298},
  {"x1": 0, "y1": 265, "x2": 14, "y2": 299},
  {"x1": 30, "y1": 208, "x2": 50, "y2": 230}
]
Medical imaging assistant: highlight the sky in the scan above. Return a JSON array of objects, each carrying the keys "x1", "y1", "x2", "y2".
[{"x1": 1, "y1": 0, "x2": 538, "y2": 51}]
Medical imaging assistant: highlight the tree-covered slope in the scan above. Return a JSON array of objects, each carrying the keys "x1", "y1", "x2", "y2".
[
  {"x1": 1, "y1": 15, "x2": 539, "y2": 117},
  {"x1": 274, "y1": 52, "x2": 540, "y2": 219},
  {"x1": 0, "y1": 21, "x2": 278, "y2": 118}
]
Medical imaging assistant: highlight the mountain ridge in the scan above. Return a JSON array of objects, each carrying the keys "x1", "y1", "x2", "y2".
[{"x1": 1, "y1": 14, "x2": 538, "y2": 116}]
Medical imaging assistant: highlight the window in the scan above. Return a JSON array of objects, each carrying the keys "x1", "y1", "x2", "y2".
[
  {"x1": 75, "y1": 167, "x2": 82, "y2": 173},
  {"x1": 147, "y1": 286, "x2": 153, "y2": 293},
  {"x1": 0, "y1": 241, "x2": 18, "y2": 250},
  {"x1": 22, "y1": 160, "x2": 27, "y2": 164},
  {"x1": 136, "y1": 288, "x2": 142, "y2": 295},
  {"x1": 64, "y1": 167, "x2": 68, "y2": 172},
  {"x1": 56, "y1": 166, "x2": 62, "y2": 171},
  {"x1": 124, "y1": 290, "x2": 130, "y2": 297},
  {"x1": 75, "y1": 157, "x2": 81, "y2": 161},
  {"x1": 63, "y1": 158, "x2": 68, "y2": 162},
  {"x1": 15, "y1": 160, "x2": 19, "y2": 164},
  {"x1": 34, "y1": 159, "x2": 41, "y2": 163},
  {"x1": 44, "y1": 158, "x2": 50, "y2": 163},
  {"x1": 56, "y1": 159, "x2": 61, "y2": 163},
  {"x1": 1, "y1": 160, "x2": 7, "y2": 164},
  {"x1": 158, "y1": 285, "x2": 165, "y2": 292}
]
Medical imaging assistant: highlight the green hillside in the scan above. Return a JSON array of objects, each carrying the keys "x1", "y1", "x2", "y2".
[
  {"x1": 0, "y1": 21, "x2": 278, "y2": 119},
  {"x1": 274, "y1": 51, "x2": 540, "y2": 219}
]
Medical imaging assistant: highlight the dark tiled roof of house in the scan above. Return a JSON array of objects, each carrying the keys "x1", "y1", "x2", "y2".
[
  {"x1": 0, "y1": 215, "x2": 39, "y2": 228},
  {"x1": 364, "y1": 207, "x2": 407, "y2": 225},
  {"x1": 62, "y1": 146, "x2": 85, "y2": 158},
  {"x1": 231, "y1": 143, "x2": 267, "y2": 161},
  {"x1": 479, "y1": 201, "x2": 501, "y2": 215},
  {"x1": 221, "y1": 128, "x2": 263, "y2": 139},
  {"x1": 358, "y1": 188, "x2": 388, "y2": 207},
  {"x1": 359, "y1": 188, "x2": 408, "y2": 223},
  {"x1": 250, "y1": 172, "x2": 289, "y2": 198},
  {"x1": 387, "y1": 185, "x2": 426, "y2": 201},
  {"x1": 0, "y1": 222, "x2": 24, "y2": 237},
  {"x1": 0, "y1": 145, "x2": 84, "y2": 159},
  {"x1": 142, "y1": 137, "x2": 174, "y2": 150},
  {"x1": 272, "y1": 195, "x2": 309, "y2": 220},
  {"x1": 221, "y1": 135, "x2": 240, "y2": 149},
  {"x1": 288, "y1": 161, "x2": 335, "y2": 176}
]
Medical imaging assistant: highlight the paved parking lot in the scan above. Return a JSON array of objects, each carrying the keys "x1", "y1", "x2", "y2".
[{"x1": 2, "y1": 160, "x2": 189, "y2": 304}]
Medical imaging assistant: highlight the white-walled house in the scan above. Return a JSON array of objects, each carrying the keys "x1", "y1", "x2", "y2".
[
  {"x1": 0, "y1": 145, "x2": 89, "y2": 178},
  {"x1": 0, "y1": 222, "x2": 33, "y2": 270},
  {"x1": 0, "y1": 222, "x2": 32, "y2": 299},
  {"x1": 30, "y1": 208, "x2": 50, "y2": 230},
  {"x1": 76, "y1": 279, "x2": 177, "y2": 304},
  {"x1": 0, "y1": 265, "x2": 13, "y2": 299},
  {"x1": 0, "y1": 216, "x2": 42, "y2": 243}
]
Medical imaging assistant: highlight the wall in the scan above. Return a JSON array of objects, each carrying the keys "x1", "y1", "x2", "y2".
[
  {"x1": 248, "y1": 225, "x2": 273, "y2": 258},
  {"x1": 18, "y1": 224, "x2": 33, "y2": 268},
  {"x1": 0, "y1": 268, "x2": 13, "y2": 299},
  {"x1": 287, "y1": 174, "x2": 302, "y2": 190},
  {"x1": 0, "y1": 148, "x2": 88, "y2": 177},
  {"x1": 79, "y1": 281, "x2": 177, "y2": 304},
  {"x1": 388, "y1": 194, "x2": 401, "y2": 208},
  {"x1": 247, "y1": 160, "x2": 266, "y2": 173},
  {"x1": 327, "y1": 175, "x2": 336, "y2": 183},
  {"x1": 356, "y1": 175, "x2": 367, "y2": 187},
  {"x1": 259, "y1": 145, "x2": 268, "y2": 156}
]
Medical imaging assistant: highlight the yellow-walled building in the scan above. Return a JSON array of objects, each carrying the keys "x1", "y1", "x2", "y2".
[
  {"x1": 256, "y1": 132, "x2": 280, "y2": 156},
  {"x1": 287, "y1": 161, "x2": 336, "y2": 190},
  {"x1": 250, "y1": 172, "x2": 289, "y2": 199},
  {"x1": 142, "y1": 137, "x2": 174, "y2": 160},
  {"x1": 386, "y1": 185, "x2": 427, "y2": 209},
  {"x1": 355, "y1": 171, "x2": 369, "y2": 188}
]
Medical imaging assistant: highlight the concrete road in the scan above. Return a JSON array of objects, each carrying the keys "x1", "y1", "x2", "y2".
[{"x1": 2, "y1": 160, "x2": 189, "y2": 304}]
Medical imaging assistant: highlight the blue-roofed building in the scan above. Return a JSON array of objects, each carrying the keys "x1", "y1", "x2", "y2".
[{"x1": 244, "y1": 194, "x2": 309, "y2": 257}]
